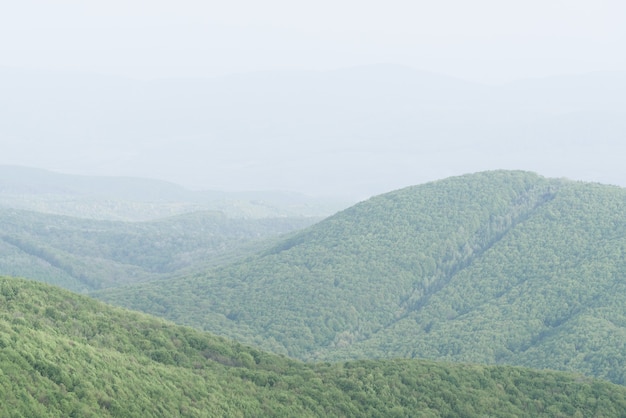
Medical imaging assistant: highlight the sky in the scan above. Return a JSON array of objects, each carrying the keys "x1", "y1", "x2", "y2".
[
  {"x1": 2, "y1": 0, "x2": 625, "y2": 83},
  {"x1": 1, "y1": 1, "x2": 626, "y2": 198}
]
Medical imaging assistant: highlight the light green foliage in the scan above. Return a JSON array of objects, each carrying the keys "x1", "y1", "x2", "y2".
[
  {"x1": 3, "y1": 275, "x2": 626, "y2": 417},
  {"x1": 97, "y1": 171, "x2": 626, "y2": 384},
  {"x1": 0, "y1": 208, "x2": 316, "y2": 292}
]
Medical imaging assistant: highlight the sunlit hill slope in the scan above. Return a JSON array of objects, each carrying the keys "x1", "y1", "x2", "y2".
[{"x1": 3, "y1": 276, "x2": 626, "y2": 417}]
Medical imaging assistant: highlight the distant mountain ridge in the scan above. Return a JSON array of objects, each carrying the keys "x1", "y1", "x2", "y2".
[
  {"x1": 96, "y1": 170, "x2": 626, "y2": 384},
  {"x1": 2, "y1": 66, "x2": 626, "y2": 196},
  {"x1": 0, "y1": 165, "x2": 348, "y2": 220},
  {"x1": 0, "y1": 165, "x2": 190, "y2": 200}
]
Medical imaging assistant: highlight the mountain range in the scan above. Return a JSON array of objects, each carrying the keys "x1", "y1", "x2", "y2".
[
  {"x1": 95, "y1": 170, "x2": 626, "y2": 385},
  {"x1": 0, "y1": 165, "x2": 347, "y2": 220},
  {"x1": 5, "y1": 169, "x2": 626, "y2": 414},
  {"x1": 2, "y1": 66, "x2": 626, "y2": 196}
]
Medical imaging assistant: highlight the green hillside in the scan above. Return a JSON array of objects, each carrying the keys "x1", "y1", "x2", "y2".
[
  {"x1": 0, "y1": 208, "x2": 315, "y2": 292},
  {"x1": 3, "y1": 276, "x2": 626, "y2": 417},
  {"x1": 96, "y1": 171, "x2": 626, "y2": 384}
]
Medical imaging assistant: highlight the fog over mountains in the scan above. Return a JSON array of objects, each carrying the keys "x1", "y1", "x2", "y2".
[
  {"x1": 4, "y1": 2, "x2": 626, "y2": 415},
  {"x1": 2, "y1": 65, "x2": 626, "y2": 199},
  {"x1": 0, "y1": 165, "x2": 347, "y2": 220}
]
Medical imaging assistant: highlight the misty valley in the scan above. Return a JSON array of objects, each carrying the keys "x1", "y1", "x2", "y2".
[
  {"x1": 2, "y1": 169, "x2": 626, "y2": 416},
  {"x1": 4, "y1": 1, "x2": 626, "y2": 415}
]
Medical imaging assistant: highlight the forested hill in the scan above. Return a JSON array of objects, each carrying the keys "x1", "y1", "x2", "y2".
[
  {"x1": 96, "y1": 170, "x2": 626, "y2": 384},
  {"x1": 3, "y1": 276, "x2": 626, "y2": 417},
  {"x1": 0, "y1": 208, "x2": 316, "y2": 292}
]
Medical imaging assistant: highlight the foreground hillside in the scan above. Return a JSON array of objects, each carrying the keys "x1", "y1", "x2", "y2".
[
  {"x1": 96, "y1": 171, "x2": 626, "y2": 384},
  {"x1": 3, "y1": 276, "x2": 626, "y2": 417},
  {"x1": 0, "y1": 208, "x2": 315, "y2": 292}
]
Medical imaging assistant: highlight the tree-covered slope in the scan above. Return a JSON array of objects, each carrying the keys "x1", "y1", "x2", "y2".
[
  {"x1": 0, "y1": 208, "x2": 315, "y2": 292},
  {"x1": 3, "y1": 276, "x2": 626, "y2": 417},
  {"x1": 96, "y1": 171, "x2": 626, "y2": 383}
]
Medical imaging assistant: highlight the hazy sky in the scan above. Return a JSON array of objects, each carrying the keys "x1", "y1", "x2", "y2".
[
  {"x1": 3, "y1": 0, "x2": 625, "y2": 83},
  {"x1": 2, "y1": 1, "x2": 626, "y2": 197}
]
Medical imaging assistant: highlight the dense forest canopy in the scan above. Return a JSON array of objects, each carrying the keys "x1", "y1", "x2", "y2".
[
  {"x1": 3, "y1": 275, "x2": 626, "y2": 417},
  {"x1": 0, "y1": 207, "x2": 316, "y2": 292},
  {"x1": 96, "y1": 171, "x2": 626, "y2": 384}
]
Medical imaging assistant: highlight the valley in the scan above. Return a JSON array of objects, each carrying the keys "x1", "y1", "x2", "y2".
[
  {"x1": 4, "y1": 169, "x2": 626, "y2": 415},
  {"x1": 5, "y1": 2, "x2": 625, "y2": 414}
]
